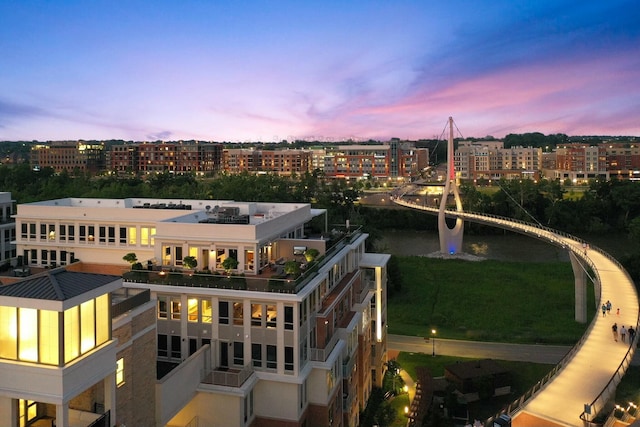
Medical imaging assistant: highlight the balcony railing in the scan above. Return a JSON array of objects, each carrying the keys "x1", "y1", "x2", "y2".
[
  {"x1": 122, "y1": 227, "x2": 364, "y2": 295},
  {"x1": 310, "y1": 332, "x2": 339, "y2": 362},
  {"x1": 203, "y1": 364, "x2": 254, "y2": 387}
]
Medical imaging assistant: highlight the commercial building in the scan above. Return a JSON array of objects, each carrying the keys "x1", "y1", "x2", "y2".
[
  {"x1": 0, "y1": 193, "x2": 16, "y2": 268},
  {"x1": 30, "y1": 142, "x2": 105, "y2": 174},
  {"x1": 9, "y1": 197, "x2": 389, "y2": 426},
  {"x1": 454, "y1": 141, "x2": 542, "y2": 181}
]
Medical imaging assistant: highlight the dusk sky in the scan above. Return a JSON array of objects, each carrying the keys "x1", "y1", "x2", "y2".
[{"x1": 1, "y1": 1, "x2": 639, "y2": 142}]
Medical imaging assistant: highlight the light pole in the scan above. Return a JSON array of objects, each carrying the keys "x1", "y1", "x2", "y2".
[{"x1": 431, "y1": 329, "x2": 436, "y2": 357}]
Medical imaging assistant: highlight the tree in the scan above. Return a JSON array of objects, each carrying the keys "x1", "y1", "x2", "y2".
[
  {"x1": 284, "y1": 260, "x2": 301, "y2": 277},
  {"x1": 221, "y1": 257, "x2": 238, "y2": 274},
  {"x1": 123, "y1": 252, "x2": 138, "y2": 269},
  {"x1": 183, "y1": 256, "x2": 197, "y2": 270},
  {"x1": 303, "y1": 248, "x2": 319, "y2": 262}
]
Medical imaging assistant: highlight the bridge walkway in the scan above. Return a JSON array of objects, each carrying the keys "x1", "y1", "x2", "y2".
[{"x1": 392, "y1": 198, "x2": 639, "y2": 427}]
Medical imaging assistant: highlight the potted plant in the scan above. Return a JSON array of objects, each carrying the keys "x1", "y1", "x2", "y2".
[
  {"x1": 183, "y1": 255, "x2": 198, "y2": 270},
  {"x1": 221, "y1": 257, "x2": 239, "y2": 275},
  {"x1": 123, "y1": 252, "x2": 138, "y2": 270},
  {"x1": 304, "y1": 248, "x2": 319, "y2": 262},
  {"x1": 284, "y1": 260, "x2": 301, "y2": 278}
]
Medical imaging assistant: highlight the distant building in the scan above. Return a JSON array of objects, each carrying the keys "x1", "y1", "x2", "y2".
[
  {"x1": 550, "y1": 143, "x2": 609, "y2": 183},
  {"x1": 0, "y1": 193, "x2": 15, "y2": 267},
  {"x1": 454, "y1": 141, "x2": 542, "y2": 181},
  {"x1": 30, "y1": 141, "x2": 105, "y2": 174},
  {"x1": 322, "y1": 141, "x2": 428, "y2": 180},
  {"x1": 223, "y1": 148, "x2": 313, "y2": 175}
]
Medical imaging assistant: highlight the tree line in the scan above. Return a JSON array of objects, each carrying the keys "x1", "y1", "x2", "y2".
[{"x1": 1, "y1": 163, "x2": 638, "y2": 284}]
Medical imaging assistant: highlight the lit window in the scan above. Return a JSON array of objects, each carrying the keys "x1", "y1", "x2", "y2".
[
  {"x1": 187, "y1": 298, "x2": 198, "y2": 322},
  {"x1": 116, "y1": 358, "x2": 125, "y2": 387}
]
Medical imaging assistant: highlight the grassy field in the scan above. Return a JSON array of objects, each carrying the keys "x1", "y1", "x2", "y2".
[
  {"x1": 388, "y1": 256, "x2": 595, "y2": 345},
  {"x1": 383, "y1": 256, "x2": 640, "y2": 425}
]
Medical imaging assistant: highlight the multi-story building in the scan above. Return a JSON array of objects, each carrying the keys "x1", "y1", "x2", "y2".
[
  {"x1": 552, "y1": 144, "x2": 609, "y2": 182},
  {"x1": 454, "y1": 141, "x2": 542, "y2": 181},
  {"x1": 322, "y1": 142, "x2": 428, "y2": 180},
  {"x1": 30, "y1": 141, "x2": 105, "y2": 174},
  {"x1": 0, "y1": 268, "x2": 156, "y2": 427},
  {"x1": 0, "y1": 193, "x2": 15, "y2": 267},
  {"x1": 223, "y1": 148, "x2": 314, "y2": 176},
  {"x1": 604, "y1": 143, "x2": 640, "y2": 180},
  {"x1": 12, "y1": 197, "x2": 389, "y2": 427}
]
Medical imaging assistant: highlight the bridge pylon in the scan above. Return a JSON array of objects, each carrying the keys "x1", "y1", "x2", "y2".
[{"x1": 438, "y1": 117, "x2": 464, "y2": 255}]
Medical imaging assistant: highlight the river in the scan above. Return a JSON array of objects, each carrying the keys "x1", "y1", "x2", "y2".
[{"x1": 378, "y1": 229, "x2": 634, "y2": 263}]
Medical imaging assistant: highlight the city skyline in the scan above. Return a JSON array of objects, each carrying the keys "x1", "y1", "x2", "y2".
[{"x1": 1, "y1": 1, "x2": 639, "y2": 142}]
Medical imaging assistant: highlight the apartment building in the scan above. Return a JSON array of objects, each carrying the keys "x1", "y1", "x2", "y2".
[
  {"x1": 12, "y1": 198, "x2": 389, "y2": 427},
  {"x1": 0, "y1": 193, "x2": 16, "y2": 267},
  {"x1": 30, "y1": 142, "x2": 105, "y2": 174},
  {"x1": 0, "y1": 268, "x2": 156, "y2": 427},
  {"x1": 119, "y1": 142, "x2": 222, "y2": 175},
  {"x1": 223, "y1": 148, "x2": 313, "y2": 176},
  {"x1": 323, "y1": 142, "x2": 428, "y2": 180},
  {"x1": 552, "y1": 144, "x2": 609, "y2": 182},
  {"x1": 454, "y1": 141, "x2": 542, "y2": 181}
]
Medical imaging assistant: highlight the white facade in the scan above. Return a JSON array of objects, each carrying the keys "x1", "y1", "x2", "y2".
[{"x1": 13, "y1": 197, "x2": 389, "y2": 427}]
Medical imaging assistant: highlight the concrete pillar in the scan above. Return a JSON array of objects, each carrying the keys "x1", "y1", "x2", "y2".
[
  {"x1": 56, "y1": 404, "x2": 68, "y2": 427},
  {"x1": 569, "y1": 251, "x2": 587, "y2": 323},
  {"x1": 0, "y1": 397, "x2": 17, "y2": 427},
  {"x1": 104, "y1": 371, "x2": 116, "y2": 426}
]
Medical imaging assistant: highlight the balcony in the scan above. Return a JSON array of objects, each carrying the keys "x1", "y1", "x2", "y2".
[
  {"x1": 123, "y1": 227, "x2": 364, "y2": 295},
  {"x1": 202, "y1": 364, "x2": 254, "y2": 387}
]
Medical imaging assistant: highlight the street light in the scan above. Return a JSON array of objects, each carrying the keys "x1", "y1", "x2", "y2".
[{"x1": 431, "y1": 329, "x2": 437, "y2": 357}]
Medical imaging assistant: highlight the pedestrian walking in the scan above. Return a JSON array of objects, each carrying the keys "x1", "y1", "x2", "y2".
[
  {"x1": 629, "y1": 327, "x2": 636, "y2": 343},
  {"x1": 607, "y1": 300, "x2": 612, "y2": 314},
  {"x1": 617, "y1": 308, "x2": 620, "y2": 316},
  {"x1": 621, "y1": 325, "x2": 627, "y2": 342},
  {"x1": 612, "y1": 323, "x2": 618, "y2": 341},
  {"x1": 602, "y1": 304, "x2": 607, "y2": 317}
]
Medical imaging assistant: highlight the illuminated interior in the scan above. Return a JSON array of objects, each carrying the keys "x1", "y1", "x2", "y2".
[{"x1": 0, "y1": 294, "x2": 111, "y2": 366}]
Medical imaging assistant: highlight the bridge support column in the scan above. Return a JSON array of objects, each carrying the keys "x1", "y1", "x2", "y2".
[
  {"x1": 569, "y1": 251, "x2": 587, "y2": 324},
  {"x1": 437, "y1": 116, "x2": 464, "y2": 255}
]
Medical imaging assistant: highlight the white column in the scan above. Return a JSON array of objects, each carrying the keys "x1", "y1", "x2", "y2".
[
  {"x1": 569, "y1": 251, "x2": 587, "y2": 323},
  {"x1": 0, "y1": 397, "x2": 17, "y2": 427},
  {"x1": 104, "y1": 371, "x2": 116, "y2": 426},
  {"x1": 56, "y1": 404, "x2": 69, "y2": 427}
]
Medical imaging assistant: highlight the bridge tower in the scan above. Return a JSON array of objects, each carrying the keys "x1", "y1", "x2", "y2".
[{"x1": 438, "y1": 117, "x2": 464, "y2": 254}]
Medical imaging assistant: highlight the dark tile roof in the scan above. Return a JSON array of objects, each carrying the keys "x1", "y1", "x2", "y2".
[{"x1": 0, "y1": 269, "x2": 120, "y2": 301}]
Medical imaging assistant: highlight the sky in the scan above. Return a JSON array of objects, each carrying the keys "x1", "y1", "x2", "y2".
[{"x1": 1, "y1": 0, "x2": 639, "y2": 142}]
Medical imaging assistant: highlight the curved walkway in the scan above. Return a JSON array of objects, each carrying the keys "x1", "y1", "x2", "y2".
[{"x1": 392, "y1": 198, "x2": 640, "y2": 427}]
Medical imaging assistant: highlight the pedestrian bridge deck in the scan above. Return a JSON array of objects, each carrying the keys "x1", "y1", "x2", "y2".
[{"x1": 393, "y1": 198, "x2": 639, "y2": 427}]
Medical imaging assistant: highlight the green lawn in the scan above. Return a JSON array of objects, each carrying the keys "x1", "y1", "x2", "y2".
[{"x1": 388, "y1": 257, "x2": 595, "y2": 344}]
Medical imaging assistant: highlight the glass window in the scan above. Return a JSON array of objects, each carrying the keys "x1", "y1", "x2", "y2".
[
  {"x1": 201, "y1": 299, "x2": 212, "y2": 323},
  {"x1": 219, "y1": 301, "x2": 229, "y2": 324},
  {"x1": 119, "y1": 227, "x2": 127, "y2": 244},
  {"x1": 187, "y1": 298, "x2": 198, "y2": 322},
  {"x1": 171, "y1": 298, "x2": 181, "y2": 320},
  {"x1": 64, "y1": 306, "x2": 80, "y2": 363},
  {"x1": 233, "y1": 341, "x2": 244, "y2": 366},
  {"x1": 266, "y1": 304, "x2": 277, "y2": 329},
  {"x1": 158, "y1": 297, "x2": 168, "y2": 319},
  {"x1": 266, "y1": 345, "x2": 277, "y2": 369},
  {"x1": 251, "y1": 303, "x2": 262, "y2": 327},
  {"x1": 284, "y1": 306, "x2": 294, "y2": 330},
  {"x1": 68, "y1": 225, "x2": 75, "y2": 241},
  {"x1": 18, "y1": 309, "x2": 38, "y2": 361},
  {"x1": 116, "y1": 358, "x2": 125, "y2": 387},
  {"x1": 128, "y1": 227, "x2": 137, "y2": 245},
  {"x1": 171, "y1": 335, "x2": 181, "y2": 359},
  {"x1": 285, "y1": 346, "x2": 294, "y2": 372},
  {"x1": 80, "y1": 300, "x2": 96, "y2": 353},
  {"x1": 158, "y1": 334, "x2": 168, "y2": 357},
  {"x1": 233, "y1": 302, "x2": 243, "y2": 326},
  {"x1": 40, "y1": 310, "x2": 59, "y2": 365},
  {"x1": 252, "y1": 343, "x2": 262, "y2": 367},
  {"x1": 0, "y1": 306, "x2": 17, "y2": 360},
  {"x1": 96, "y1": 295, "x2": 110, "y2": 345},
  {"x1": 141, "y1": 227, "x2": 150, "y2": 246}
]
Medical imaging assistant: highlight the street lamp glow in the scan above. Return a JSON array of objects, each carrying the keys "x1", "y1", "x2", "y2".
[{"x1": 431, "y1": 329, "x2": 437, "y2": 357}]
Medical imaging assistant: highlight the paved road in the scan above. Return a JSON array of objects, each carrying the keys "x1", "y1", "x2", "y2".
[{"x1": 388, "y1": 334, "x2": 572, "y2": 364}]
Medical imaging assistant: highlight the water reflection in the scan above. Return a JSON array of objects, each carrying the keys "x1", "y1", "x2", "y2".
[{"x1": 379, "y1": 230, "x2": 570, "y2": 262}]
